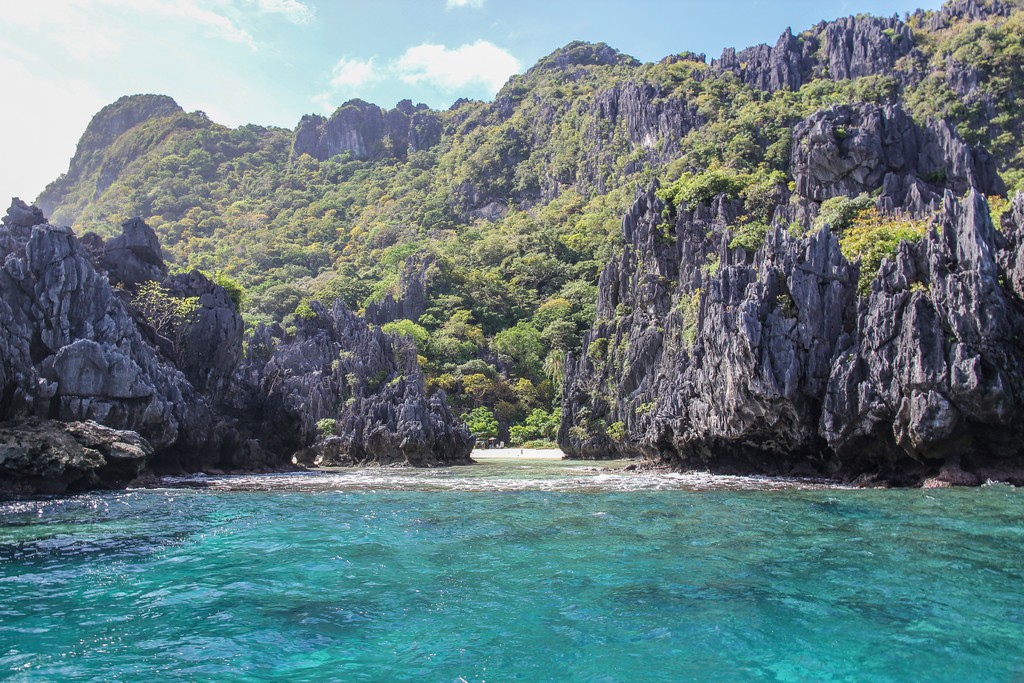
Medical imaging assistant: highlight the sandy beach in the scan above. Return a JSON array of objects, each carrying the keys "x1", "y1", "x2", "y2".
[{"x1": 472, "y1": 447, "x2": 566, "y2": 460}]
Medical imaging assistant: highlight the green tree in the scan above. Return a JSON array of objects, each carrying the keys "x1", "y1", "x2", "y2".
[
  {"x1": 131, "y1": 280, "x2": 200, "y2": 348},
  {"x1": 382, "y1": 319, "x2": 430, "y2": 352},
  {"x1": 462, "y1": 406, "x2": 499, "y2": 440},
  {"x1": 839, "y1": 208, "x2": 929, "y2": 295},
  {"x1": 493, "y1": 322, "x2": 544, "y2": 378}
]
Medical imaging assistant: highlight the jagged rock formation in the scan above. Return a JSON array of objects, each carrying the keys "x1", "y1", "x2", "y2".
[
  {"x1": 560, "y1": 104, "x2": 1024, "y2": 485},
  {"x1": 916, "y1": 0, "x2": 1013, "y2": 29},
  {"x1": 163, "y1": 270, "x2": 244, "y2": 399},
  {"x1": 712, "y1": 15, "x2": 914, "y2": 93},
  {"x1": 0, "y1": 199, "x2": 213, "y2": 455},
  {"x1": 97, "y1": 216, "x2": 168, "y2": 287},
  {"x1": 589, "y1": 82, "x2": 704, "y2": 178},
  {"x1": 233, "y1": 301, "x2": 473, "y2": 466},
  {"x1": 291, "y1": 99, "x2": 442, "y2": 162},
  {"x1": 0, "y1": 200, "x2": 473, "y2": 493},
  {"x1": 821, "y1": 192, "x2": 1024, "y2": 483},
  {"x1": 0, "y1": 419, "x2": 152, "y2": 495},
  {"x1": 365, "y1": 254, "x2": 435, "y2": 325},
  {"x1": 792, "y1": 104, "x2": 1005, "y2": 203}
]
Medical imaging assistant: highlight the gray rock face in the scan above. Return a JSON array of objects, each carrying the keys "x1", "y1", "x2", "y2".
[
  {"x1": 99, "y1": 217, "x2": 168, "y2": 287},
  {"x1": 291, "y1": 99, "x2": 441, "y2": 162},
  {"x1": 561, "y1": 184, "x2": 857, "y2": 468},
  {"x1": 234, "y1": 301, "x2": 474, "y2": 466},
  {"x1": 793, "y1": 103, "x2": 1005, "y2": 203},
  {"x1": 712, "y1": 15, "x2": 913, "y2": 92},
  {"x1": 714, "y1": 28, "x2": 811, "y2": 92},
  {"x1": 561, "y1": 179, "x2": 1024, "y2": 484},
  {"x1": 365, "y1": 254, "x2": 434, "y2": 325},
  {"x1": 0, "y1": 203, "x2": 473, "y2": 489},
  {"x1": 163, "y1": 270, "x2": 244, "y2": 399},
  {"x1": 917, "y1": 0, "x2": 1012, "y2": 30},
  {"x1": 0, "y1": 419, "x2": 152, "y2": 495},
  {"x1": 821, "y1": 191, "x2": 1024, "y2": 482},
  {"x1": 2, "y1": 198, "x2": 45, "y2": 229},
  {"x1": 591, "y1": 81, "x2": 704, "y2": 166},
  {"x1": 0, "y1": 201, "x2": 217, "y2": 456}
]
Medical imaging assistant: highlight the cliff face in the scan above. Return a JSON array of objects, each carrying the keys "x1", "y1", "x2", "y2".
[
  {"x1": 233, "y1": 302, "x2": 473, "y2": 467},
  {"x1": 712, "y1": 15, "x2": 914, "y2": 93},
  {"x1": 560, "y1": 103, "x2": 1024, "y2": 485},
  {"x1": 291, "y1": 99, "x2": 443, "y2": 162},
  {"x1": 792, "y1": 104, "x2": 1005, "y2": 203},
  {"x1": 0, "y1": 201, "x2": 472, "y2": 493}
]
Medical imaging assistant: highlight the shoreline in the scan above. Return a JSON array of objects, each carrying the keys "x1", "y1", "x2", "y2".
[{"x1": 472, "y1": 447, "x2": 566, "y2": 460}]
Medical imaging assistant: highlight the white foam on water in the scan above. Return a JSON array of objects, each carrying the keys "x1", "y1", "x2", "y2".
[{"x1": 155, "y1": 465, "x2": 845, "y2": 493}]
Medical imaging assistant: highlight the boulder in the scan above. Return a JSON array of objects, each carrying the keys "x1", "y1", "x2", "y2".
[
  {"x1": 101, "y1": 216, "x2": 168, "y2": 287},
  {"x1": 0, "y1": 419, "x2": 152, "y2": 495}
]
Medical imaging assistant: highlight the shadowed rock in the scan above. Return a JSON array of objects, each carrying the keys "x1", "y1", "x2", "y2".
[
  {"x1": 1, "y1": 203, "x2": 474, "y2": 493},
  {"x1": 561, "y1": 178, "x2": 1024, "y2": 485},
  {"x1": 234, "y1": 300, "x2": 473, "y2": 467},
  {"x1": 0, "y1": 419, "x2": 152, "y2": 495}
]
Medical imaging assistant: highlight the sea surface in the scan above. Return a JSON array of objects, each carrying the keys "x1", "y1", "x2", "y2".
[{"x1": 1, "y1": 457, "x2": 1022, "y2": 682}]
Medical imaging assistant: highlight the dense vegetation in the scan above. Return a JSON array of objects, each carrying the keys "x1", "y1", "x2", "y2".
[{"x1": 37, "y1": 0, "x2": 1024, "y2": 441}]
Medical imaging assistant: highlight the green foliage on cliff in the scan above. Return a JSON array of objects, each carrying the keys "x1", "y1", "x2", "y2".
[
  {"x1": 36, "y1": 1, "x2": 1024, "y2": 437},
  {"x1": 132, "y1": 280, "x2": 200, "y2": 349},
  {"x1": 839, "y1": 208, "x2": 930, "y2": 294},
  {"x1": 814, "y1": 194, "x2": 876, "y2": 233}
]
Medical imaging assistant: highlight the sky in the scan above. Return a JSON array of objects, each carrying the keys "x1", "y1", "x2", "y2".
[{"x1": 0, "y1": 0, "x2": 944, "y2": 205}]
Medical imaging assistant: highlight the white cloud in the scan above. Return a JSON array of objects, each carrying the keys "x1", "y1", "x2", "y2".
[
  {"x1": 251, "y1": 0, "x2": 315, "y2": 24},
  {"x1": 2, "y1": 2, "x2": 124, "y2": 61},
  {"x1": 446, "y1": 0, "x2": 485, "y2": 8},
  {"x1": 312, "y1": 56, "x2": 380, "y2": 112},
  {"x1": 330, "y1": 56, "x2": 379, "y2": 89},
  {"x1": 312, "y1": 92, "x2": 337, "y2": 114},
  {"x1": 4, "y1": 0, "x2": 260, "y2": 54},
  {"x1": 116, "y1": 0, "x2": 258, "y2": 50},
  {"x1": 394, "y1": 41, "x2": 519, "y2": 92}
]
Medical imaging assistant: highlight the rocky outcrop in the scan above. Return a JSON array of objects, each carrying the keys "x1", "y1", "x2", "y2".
[
  {"x1": 291, "y1": 99, "x2": 441, "y2": 162},
  {"x1": 0, "y1": 200, "x2": 205, "y2": 452},
  {"x1": 98, "y1": 216, "x2": 168, "y2": 287},
  {"x1": 714, "y1": 28, "x2": 812, "y2": 92},
  {"x1": 792, "y1": 103, "x2": 1005, "y2": 213},
  {"x1": 1, "y1": 200, "x2": 473, "y2": 493},
  {"x1": 0, "y1": 419, "x2": 152, "y2": 495},
  {"x1": 590, "y1": 81, "x2": 704, "y2": 164},
  {"x1": 163, "y1": 270, "x2": 244, "y2": 399},
  {"x1": 561, "y1": 179, "x2": 1024, "y2": 485},
  {"x1": 233, "y1": 301, "x2": 473, "y2": 466},
  {"x1": 365, "y1": 254, "x2": 435, "y2": 325},
  {"x1": 712, "y1": 15, "x2": 914, "y2": 93},
  {"x1": 916, "y1": 0, "x2": 1013, "y2": 30},
  {"x1": 560, "y1": 96, "x2": 1024, "y2": 484},
  {"x1": 821, "y1": 191, "x2": 1024, "y2": 483}
]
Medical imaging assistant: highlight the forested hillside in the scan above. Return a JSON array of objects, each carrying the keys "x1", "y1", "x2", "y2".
[{"x1": 37, "y1": 0, "x2": 1024, "y2": 443}]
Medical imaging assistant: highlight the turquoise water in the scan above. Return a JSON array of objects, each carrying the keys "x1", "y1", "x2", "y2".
[{"x1": 1, "y1": 458, "x2": 1022, "y2": 682}]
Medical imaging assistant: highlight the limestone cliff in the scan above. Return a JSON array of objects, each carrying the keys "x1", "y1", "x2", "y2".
[
  {"x1": 291, "y1": 99, "x2": 442, "y2": 162},
  {"x1": 0, "y1": 201, "x2": 472, "y2": 493},
  {"x1": 560, "y1": 103, "x2": 1024, "y2": 486},
  {"x1": 233, "y1": 302, "x2": 473, "y2": 467}
]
